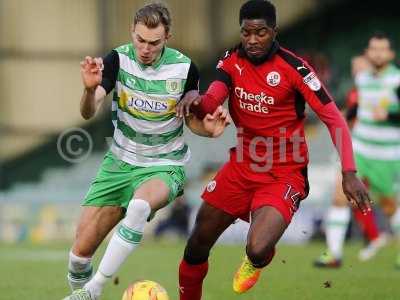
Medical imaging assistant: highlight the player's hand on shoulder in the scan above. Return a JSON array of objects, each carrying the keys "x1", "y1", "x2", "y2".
[
  {"x1": 342, "y1": 171, "x2": 372, "y2": 214},
  {"x1": 202, "y1": 106, "x2": 231, "y2": 138},
  {"x1": 80, "y1": 56, "x2": 104, "y2": 90},
  {"x1": 176, "y1": 90, "x2": 201, "y2": 118}
]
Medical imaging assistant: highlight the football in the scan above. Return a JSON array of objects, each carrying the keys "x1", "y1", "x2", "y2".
[{"x1": 122, "y1": 280, "x2": 169, "y2": 300}]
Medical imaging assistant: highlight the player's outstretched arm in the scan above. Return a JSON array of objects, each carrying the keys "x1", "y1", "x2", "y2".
[
  {"x1": 289, "y1": 57, "x2": 372, "y2": 214},
  {"x1": 185, "y1": 106, "x2": 231, "y2": 138},
  {"x1": 80, "y1": 56, "x2": 106, "y2": 120},
  {"x1": 310, "y1": 102, "x2": 372, "y2": 214}
]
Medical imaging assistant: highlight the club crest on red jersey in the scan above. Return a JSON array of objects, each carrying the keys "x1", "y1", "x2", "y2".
[{"x1": 266, "y1": 71, "x2": 281, "y2": 87}]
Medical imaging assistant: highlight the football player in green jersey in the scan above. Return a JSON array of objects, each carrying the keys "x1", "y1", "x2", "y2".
[{"x1": 63, "y1": 3, "x2": 229, "y2": 300}]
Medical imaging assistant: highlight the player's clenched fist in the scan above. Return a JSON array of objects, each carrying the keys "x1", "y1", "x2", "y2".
[{"x1": 80, "y1": 56, "x2": 104, "y2": 90}]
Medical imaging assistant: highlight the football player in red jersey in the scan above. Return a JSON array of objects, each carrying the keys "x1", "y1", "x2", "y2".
[{"x1": 176, "y1": 1, "x2": 371, "y2": 298}]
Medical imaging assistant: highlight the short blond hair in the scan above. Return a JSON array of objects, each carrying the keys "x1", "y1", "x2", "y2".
[{"x1": 134, "y1": 3, "x2": 171, "y2": 34}]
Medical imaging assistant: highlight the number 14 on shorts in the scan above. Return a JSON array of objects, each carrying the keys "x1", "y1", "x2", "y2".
[{"x1": 284, "y1": 184, "x2": 301, "y2": 214}]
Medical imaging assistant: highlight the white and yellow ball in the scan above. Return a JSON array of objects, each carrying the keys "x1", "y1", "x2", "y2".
[{"x1": 122, "y1": 280, "x2": 169, "y2": 300}]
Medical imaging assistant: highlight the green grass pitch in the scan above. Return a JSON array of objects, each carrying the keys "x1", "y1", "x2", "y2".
[{"x1": 1, "y1": 241, "x2": 399, "y2": 300}]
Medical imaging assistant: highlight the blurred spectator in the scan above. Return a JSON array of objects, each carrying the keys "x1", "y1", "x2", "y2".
[{"x1": 154, "y1": 197, "x2": 190, "y2": 239}]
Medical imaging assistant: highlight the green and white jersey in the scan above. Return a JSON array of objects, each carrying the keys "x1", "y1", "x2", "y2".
[
  {"x1": 352, "y1": 64, "x2": 400, "y2": 161},
  {"x1": 100, "y1": 43, "x2": 199, "y2": 167}
]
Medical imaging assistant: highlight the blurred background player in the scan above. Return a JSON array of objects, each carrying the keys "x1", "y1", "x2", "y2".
[
  {"x1": 176, "y1": 1, "x2": 371, "y2": 299},
  {"x1": 63, "y1": 3, "x2": 230, "y2": 300},
  {"x1": 352, "y1": 33, "x2": 400, "y2": 268},
  {"x1": 316, "y1": 33, "x2": 400, "y2": 269},
  {"x1": 314, "y1": 54, "x2": 388, "y2": 268}
]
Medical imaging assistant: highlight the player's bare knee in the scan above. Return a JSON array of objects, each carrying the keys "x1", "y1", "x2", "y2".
[
  {"x1": 134, "y1": 180, "x2": 170, "y2": 210},
  {"x1": 246, "y1": 241, "x2": 274, "y2": 266}
]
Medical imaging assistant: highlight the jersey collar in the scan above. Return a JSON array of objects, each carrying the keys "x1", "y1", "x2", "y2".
[
  {"x1": 238, "y1": 40, "x2": 280, "y2": 65},
  {"x1": 132, "y1": 46, "x2": 166, "y2": 71}
]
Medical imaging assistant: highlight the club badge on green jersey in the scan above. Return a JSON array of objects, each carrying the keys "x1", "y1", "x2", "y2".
[{"x1": 166, "y1": 79, "x2": 182, "y2": 94}]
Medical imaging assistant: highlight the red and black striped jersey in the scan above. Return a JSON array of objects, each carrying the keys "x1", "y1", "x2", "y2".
[{"x1": 194, "y1": 42, "x2": 356, "y2": 172}]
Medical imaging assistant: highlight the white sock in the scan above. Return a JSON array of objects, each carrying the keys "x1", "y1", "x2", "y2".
[
  {"x1": 325, "y1": 206, "x2": 350, "y2": 259},
  {"x1": 84, "y1": 199, "x2": 151, "y2": 297},
  {"x1": 67, "y1": 251, "x2": 93, "y2": 291},
  {"x1": 391, "y1": 208, "x2": 400, "y2": 237}
]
